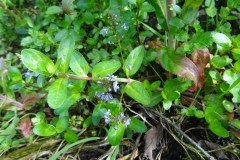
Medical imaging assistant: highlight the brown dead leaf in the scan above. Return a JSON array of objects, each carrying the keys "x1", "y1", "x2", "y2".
[
  {"x1": 144, "y1": 125, "x2": 163, "y2": 160},
  {"x1": 21, "y1": 93, "x2": 45, "y2": 108},
  {"x1": 198, "y1": 140, "x2": 229, "y2": 160}
]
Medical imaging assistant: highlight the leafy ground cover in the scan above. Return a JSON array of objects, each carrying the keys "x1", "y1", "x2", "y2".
[{"x1": 0, "y1": 0, "x2": 240, "y2": 159}]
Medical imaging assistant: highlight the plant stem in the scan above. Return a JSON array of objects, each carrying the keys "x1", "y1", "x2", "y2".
[
  {"x1": 0, "y1": 95, "x2": 24, "y2": 108},
  {"x1": 166, "y1": 0, "x2": 176, "y2": 50},
  {"x1": 57, "y1": 73, "x2": 134, "y2": 83}
]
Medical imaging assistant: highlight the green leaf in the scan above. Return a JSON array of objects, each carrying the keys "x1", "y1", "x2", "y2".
[
  {"x1": 83, "y1": 116, "x2": 92, "y2": 129},
  {"x1": 70, "y1": 51, "x2": 89, "y2": 76},
  {"x1": 21, "y1": 49, "x2": 56, "y2": 76},
  {"x1": 162, "y1": 78, "x2": 192, "y2": 100},
  {"x1": 194, "y1": 110, "x2": 205, "y2": 118},
  {"x1": 163, "y1": 99, "x2": 172, "y2": 110},
  {"x1": 128, "y1": 117, "x2": 147, "y2": 133},
  {"x1": 211, "y1": 32, "x2": 231, "y2": 52},
  {"x1": 54, "y1": 93, "x2": 80, "y2": 114},
  {"x1": 64, "y1": 129, "x2": 78, "y2": 143},
  {"x1": 56, "y1": 35, "x2": 75, "y2": 73},
  {"x1": 92, "y1": 60, "x2": 121, "y2": 80},
  {"x1": 144, "y1": 92, "x2": 162, "y2": 108},
  {"x1": 62, "y1": 0, "x2": 74, "y2": 14},
  {"x1": 124, "y1": 81, "x2": 150, "y2": 105},
  {"x1": 222, "y1": 70, "x2": 240, "y2": 103},
  {"x1": 46, "y1": 6, "x2": 63, "y2": 15},
  {"x1": 56, "y1": 116, "x2": 69, "y2": 133},
  {"x1": 82, "y1": 11, "x2": 94, "y2": 24},
  {"x1": 33, "y1": 123, "x2": 56, "y2": 137},
  {"x1": 209, "y1": 120, "x2": 229, "y2": 137},
  {"x1": 107, "y1": 123, "x2": 125, "y2": 146},
  {"x1": 222, "y1": 100, "x2": 234, "y2": 112},
  {"x1": 210, "y1": 55, "x2": 232, "y2": 69},
  {"x1": 229, "y1": 119, "x2": 240, "y2": 129},
  {"x1": 123, "y1": 45, "x2": 145, "y2": 77},
  {"x1": 47, "y1": 78, "x2": 68, "y2": 109}
]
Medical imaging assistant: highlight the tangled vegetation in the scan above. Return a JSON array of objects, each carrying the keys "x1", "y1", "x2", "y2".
[{"x1": 0, "y1": 0, "x2": 240, "y2": 159}]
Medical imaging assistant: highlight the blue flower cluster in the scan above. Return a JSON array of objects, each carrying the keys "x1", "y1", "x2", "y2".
[
  {"x1": 103, "y1": 109, "x2": 131, "y2": 130},
  {"x1": 95, "y1": 74, "x2": 120, "y2": 101}
]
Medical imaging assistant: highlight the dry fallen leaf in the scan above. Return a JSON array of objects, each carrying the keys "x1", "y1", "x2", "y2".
[
  {"x1": 198, "y1": 140, "x2": 229, "y2": 160},
  {"x1": 19, "y1": 116, "x2": 31, "y2": 138},
  {"x1": 144, "y1": 125, "x2": 163, "y2": 160}
]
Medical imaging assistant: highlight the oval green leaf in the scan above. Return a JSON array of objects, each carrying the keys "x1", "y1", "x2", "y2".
[
  {"x1": 92, "y1": 60, "x2": 121, "y2": 80},
  {"x1": 33, "y1": 123, "x2": 56, "y2": 137},
  {"x1": 124, "y1": 81, "x2": 150, "y2": 105},
  {"x1": 47, "y1": 78, "x2": 68, "y2": 109},
  {"x1": 70, "y1": 51, "x2": 89, "y2": 76},
  {"x1": 128, "y1": 117, "x2": 147, "y2": 133},
  {"x1": 209, "y1": 121, "x2": 229, "y2": 138},
  {"x1": 56, "y1": 116, "x2": 69, "y2": 133},
  {"x1": 222, "y1": 100, "x2": 234, "y2": 112},
  {"x1": 123, "y1": 45, "x2": 145, "y2": 77},
  {"x1": 21, "y1": 49, "x2": 55, "y2": 76},
  {"x1": 107, "y1": 123, "x2": 125, "y2": 146},
  {"x1": 64, "y1": 129, "x2": 78, "y2": 143},
  {"x1": 56, "y1": 35, "x2": 75, "y2": 73}
]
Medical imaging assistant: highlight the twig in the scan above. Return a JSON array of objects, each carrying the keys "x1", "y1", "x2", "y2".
[
  {"x1": 147, "y1": 109, "x2": 216, "y2": 160},
  {"x1": 57, "y1": 73, "x2": 134, "y2": 83},
  {"x1": 0, "y1": 95, "x2": 24, "y2": 108}
]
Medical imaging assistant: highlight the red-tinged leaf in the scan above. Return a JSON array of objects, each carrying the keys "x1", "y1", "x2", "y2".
[
  {"x1": 190, "y1": 48, "x2": 210, "y2": 88},
  {"x1": 19, "y1": 116, "x2": 31, "y2": 138},
  {"x1": 159, "y1": 47, "x2": 200, "y2": 91},
  {"x1": 21, "y1": 93, "x2": 45, "y2": 108}
]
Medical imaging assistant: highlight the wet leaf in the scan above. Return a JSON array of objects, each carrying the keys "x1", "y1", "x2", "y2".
[
  {"x1": 19, "y1": 116, "x2": 31, "y2": 138},
  {"x1": 211, "y1": 32, "x2": 232, "y2": 52},
  {"x1": 159, "y1": 47, "x2": 200, "y2": 91}
]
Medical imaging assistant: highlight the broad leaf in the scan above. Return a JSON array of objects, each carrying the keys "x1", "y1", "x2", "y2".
[
  {"x1": 222, "y1": 100, "x2": 234, "y2": 112},
  {"x1": 128, "y1": 117, "x2": 147, "y2": 133},
  {"x1": 56, "y1": 35, "x2": 75, "y2": 73},
  {"x1": 54, "y1": 93, "x2": 80, "y2": 114},
  {"x1": 211, "y1": 55, "x2": 232, "y2": 69},
  {"x1": 64, "y1": 129, "x2": 78, "y2": 143},
  {"x1": 19, "y1": 116, "x2": 31, "y2": 138},
  {"x1": 209, "y1": 120, "x2": 229, "y2": 137},
  {"x1": 159, "y1": 47, "x2": 200, "y2": 91},
  {"x1": 107, "y1": 122, "x2": 125, "y2": 146},
  {"x1": 124, "y1": 81, "x2": 150, "y2": 105},
  {"x1": 211, "y1": 32, "x2": 231, "y2": 52},
  {"x1": 123, "y1": 45, "x2": 145, "y2": 77},
  {"x1": 92, "y1": 60, "x2": 121, "y2": 80},
  {"x1": 33, "y1": 123, "x2": 56, "y2": 137},
  {"x1": 47, "y1": 78, "x2": 68, "y2": 109},
  {"x1": 21, "y1": 49, "x2": 55, "y2": 76},
  {"x1": 56, "y1": 116, "x2": 69, "y2": 133},
  {"x1": 70, "y1": 51, "x2": 89, "y2": 76},
  {"x1": 46, "y1": 6, "x2": 63, "y2": 15}
]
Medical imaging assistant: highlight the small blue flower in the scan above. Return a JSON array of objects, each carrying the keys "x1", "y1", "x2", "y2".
[
  {"x1": 102, "y1": 28, "x2": 108, "y2": 34},
  {"x1": 107, "y1": 74, "x2": 117, "y2": 81},
  {"x1": 122, "y1": 23, "x2": 127, "y2": 30},
  {"x1": 107, "y1": 93, "x2": 113, "y2": 99},
  {"x1": 113, "y1": 81, "x2": 120, "y2": 92},
  {"x1": 124, "y1": 118, "x2": 131, "y2": 128},
  {"x1": 105, "y1": 118, "x2": 111, "y2": 124},
  {"x1": 118, "y1": 112, "x2": 125, "y2": 120},
  {"x1": 104, "y1": 109, "x2": 111, "y2": 118}
]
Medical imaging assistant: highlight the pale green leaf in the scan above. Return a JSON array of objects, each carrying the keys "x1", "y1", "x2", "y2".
[
  {"x1": 123, "y1": 45, "x2": 145, "y2": 77},
  {"x1": 21, "y1": 49, "x2": 55, "y2": 76},
  {"x1": 70, "y1": 51, "x2": 89, "y2": 76},
  {"x1": 47, "y1": 78, "x2": 68, "y2": 109}
]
